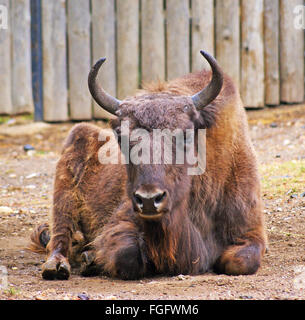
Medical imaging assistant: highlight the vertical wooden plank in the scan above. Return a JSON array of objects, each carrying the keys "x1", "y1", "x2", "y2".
[
  {"x1": 192, "y1": 0, "x2": 214, "y2": 71},
  {"x1": 0, "y1": 0, "x2": 12, "y2": 114},
  {"x1": 280, "y1": 0, "x2": 304, "y2": 103},
  {"x1": 215, "y1": 0, "x2": 240, "y2": 88},
  {"x1": 91, "y1": 0, "x2": 116, "y2": 119},
  {"x1": 31, "y1": 0, "x2": 43, "y2": 121},
  {"x1": 117, "y1": 0, "x2": 139, "y2": 99},
  {"x1": 42, "y1": 0, "x2": 68, "y2": 122},
  {"x1": 241, "y1": 0, "x2": 264, "y2": 108},
  {"x1": 11, "y1": 0, "x2": 34, "y2": 114},
  {"x1": 67, "y1": 0, "x2": 91, "y2": 120},
  {"x1": 141, "y1": 0, "x2": 165, "y2": 83},
  {"x1": 264, "y1": 0, "x2": 280, "y2": 106},
  {"x1": 166, "y1": 0, "x2": 190, "y2": 80}
]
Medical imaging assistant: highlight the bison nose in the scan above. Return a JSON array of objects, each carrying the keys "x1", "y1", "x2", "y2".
[{"x1": 133, "y1": 190, "x2": 167, "y2": 216}]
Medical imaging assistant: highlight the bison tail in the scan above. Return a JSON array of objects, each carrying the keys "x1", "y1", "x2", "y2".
[{"x1": 27, "y1": 223, "x2": 50, "y2": 254}]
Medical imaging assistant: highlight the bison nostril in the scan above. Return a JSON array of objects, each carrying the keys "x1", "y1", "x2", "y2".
[
  {"x1": 134, "y1": 195, "x2": 143, "y2": 209},
  {"x1": 154, "y1": 192, "x2": 167, "y2": 207}
]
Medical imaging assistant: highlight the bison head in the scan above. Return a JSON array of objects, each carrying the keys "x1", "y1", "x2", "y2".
[{"x1": 88, "y1": 51, "x2": 223, "y2": 221}]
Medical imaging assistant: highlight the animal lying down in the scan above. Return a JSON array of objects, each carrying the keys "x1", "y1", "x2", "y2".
[{"x1": 29, "y1": 51, "x2": 267, "y2": 280}]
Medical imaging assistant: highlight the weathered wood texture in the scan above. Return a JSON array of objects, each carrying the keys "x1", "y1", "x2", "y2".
[
  {"x1": 280, "y1": 0, "x2": 305, "y2": 103},
  {"x1": 141, "y1": 0, "x2": 165, "y2": 84},
  {"x1": 67, "y1": 0, "x2": 91, "y2": 120},
  {"x1": 0, "y1": 0, "x2": 12, "y2": 114},
  {"x1": 241, "y1": 0, "x2": 265, "y2": 108},
  {"x1": 42, "y1": 0, "x2": 68, "y2": 121},
  {"x1": 192, "y1": 0, "x2": 214, "y2": 71},
  {"x1": 116, "y1": 0, "x2": 139, "y2": 99},
  {"x1": 166, "y1": 0, "x2": 190, "y2": 80},
  {"x1": 91, "y1": 0, "x2": 116, "y2": 119},
  {"x1": 264, "y1": 0, "x2": 280, "y2": 105},
  {"x1": 1, "y1": 0, "x2": 305, "y2": 118},
  {"x1": 215, "y1": 0, "x2": 240, "y2": 88},
  {"x1": 11, "y1": 0, "x2": 34, "y2": 114}
]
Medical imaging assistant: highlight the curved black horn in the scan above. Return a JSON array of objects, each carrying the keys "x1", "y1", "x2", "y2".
[
  {"x1": 191, "y1": 51, "x2": 224, "y2": 110},
  {"x1": 88, "y1": 58, "x2": 121, "y2": 115}
]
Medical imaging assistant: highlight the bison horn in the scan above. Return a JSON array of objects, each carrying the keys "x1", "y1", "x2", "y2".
[
  {"x1": 88, "y1": 58, "x2": 121, "y2": 115},
  {"x1": 191, "y1": 51, "x2": 224, "y2": 110}
]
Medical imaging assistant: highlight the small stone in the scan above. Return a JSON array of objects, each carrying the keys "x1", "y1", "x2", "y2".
[
  {"x1": 275, "y1": 154, "x2": 281, "y2": 158},
  {"x1": 276, "y1": 207, "x2": 283, "y2": 212},
  {"x1": 270, "y1": 123, "x2": 278, "y2": 128},
  {"x1": 239, "y1": 295, "x2": 253, "y2": 300},
  {"x1": 6, "y1": 118, "x2": 16, "y2": 126},
  {"x1": 26, "y1": 173, "x2": 39, "y2": 179},
  {"x1": 177, "y1": 274, "x2": 186, "y2": 281},
  {"x1": 301, "y1": 192, "x2": 305, "y2": 198},
  {"x1": 26, "y1": 150, "x2": 36, "y2": 157},
  {"x1": 23, "y1": 144, "x2": 35, "y2": 152},
  {"x1": 0, "y1": 206, "x2": 13, "y2": 215},
  {"x1": 25, "y1": 185, "x2": 36, "y2": 190},
  {"x1": 77, "y1": 293, "x2": 90, "y2": 300}
]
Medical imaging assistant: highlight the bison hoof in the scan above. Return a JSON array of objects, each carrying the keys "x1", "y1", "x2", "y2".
[
  {"x1": 115, "y1": 246, "x2": 145, "y2": 280},
  {"x1": 80, "y1": 251, "x2": 101, "y2": 277},
  {"x1": 42, "y1": 254, "x2": 71, "y2": 280}
]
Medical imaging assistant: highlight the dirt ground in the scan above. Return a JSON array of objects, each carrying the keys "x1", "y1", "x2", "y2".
[{"x1": 0, "y1": 104, "x2": 305, "y2": 300}]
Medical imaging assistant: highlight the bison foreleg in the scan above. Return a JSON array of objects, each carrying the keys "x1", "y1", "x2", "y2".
[
  {"x1": 93, "y1": 219, "x2": 148, "y2": 280},
  {"x1": 41, "y1": 160, "x2": 79, "y2": 280},
  {"x1": 214, "y1": 229, "x2": 266, "y2": 275}
]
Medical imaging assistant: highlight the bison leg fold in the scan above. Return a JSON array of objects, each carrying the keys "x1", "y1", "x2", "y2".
[
  {"x1": 214, "y1": 229, "x2": 266, "y2": 276},
  {"x1": 93, "y1": 218, "x2": 148, "y2": 280}
]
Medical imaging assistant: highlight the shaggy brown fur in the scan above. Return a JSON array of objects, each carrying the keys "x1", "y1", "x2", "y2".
[{"x1": 29, "y1": 69, "x2": 267, "y2": 280}]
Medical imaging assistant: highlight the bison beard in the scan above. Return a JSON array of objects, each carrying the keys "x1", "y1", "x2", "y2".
[{"x1": 29, "y1": 51, "x2": 267, "y2": 280}]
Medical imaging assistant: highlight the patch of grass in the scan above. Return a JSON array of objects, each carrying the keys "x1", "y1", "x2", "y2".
[
  {"x1": 3, "y1": 286, "x2": 20, "y2": 296},
  {"x1": 259, "y1": 159, "x2": 305, "y2": 199},
  {"x1": 0, "y1": 114, "x2": 33, "y2": 125},
  {"x1": 20, "y1": 113, "x2": 34, "y2": 121},
  {"x1": 0, "y1": 116, "x2": 10, "y2": 124}
]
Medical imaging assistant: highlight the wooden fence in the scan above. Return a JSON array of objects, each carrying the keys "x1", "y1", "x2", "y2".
[{"x1": 0, "y1": 0, "x2": 304, "y2": 121}]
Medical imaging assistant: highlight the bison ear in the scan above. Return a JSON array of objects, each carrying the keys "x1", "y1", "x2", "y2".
[{"x1": 194, "y1": 104, "x2": 219, "y2": 129}]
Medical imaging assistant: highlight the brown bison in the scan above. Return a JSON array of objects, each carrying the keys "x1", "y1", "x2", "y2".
[{"x1": 29, "y1": 51, "x2": 267, "y2": 280}]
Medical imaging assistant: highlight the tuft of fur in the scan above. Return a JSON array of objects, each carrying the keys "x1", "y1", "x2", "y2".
[{"x1": 27, "y1": 223, "x2": 50, "y2": 254}]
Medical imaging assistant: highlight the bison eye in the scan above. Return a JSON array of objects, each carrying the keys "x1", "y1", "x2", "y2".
[{"x1": 183, "y1": 105, "x2": 190, "y2": 112}]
